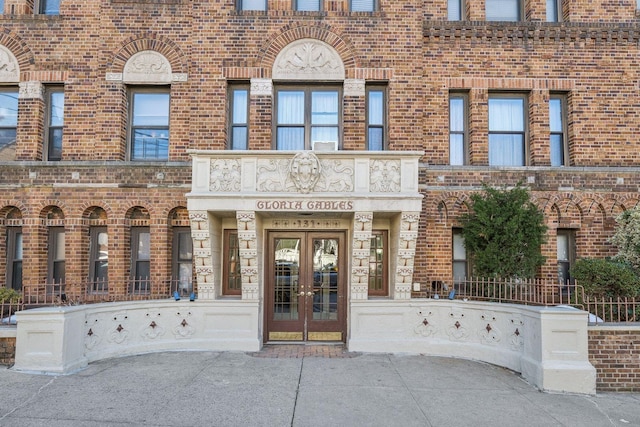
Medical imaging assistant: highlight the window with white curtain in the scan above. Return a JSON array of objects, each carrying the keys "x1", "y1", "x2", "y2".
[
  {"x1": 229, "y1": 85, "x2": 249, "y2": 150},
  {"x1": 367, "y1": 86, "x2": 385, "y2": 150},
  {"x1": 449, "y1": 94, "x2": 467, "y2": 165},
  {"x1": 486, "y1": 0, "x2": 521, "y2": 21},
  {"x1": 351, "y1": 0, "x2": 377, "y2": 12},
  {"x1": 448, "y1": 0, "x2": 464, "y2": 20},
  {"x1": 488, "y1": 95, "x2": 526, "y2": 166},
  {"x1": 549, "y1": 95, "x2": 567, "y2": 166},
  {"x1": 452, "y1": 229, "x2": 468, "y2": 284},
  {"x1": 238, "y1": 0, "x2": 267, "y2": 11},
  {"x1": 276, "y1": 87, "x2": 340, "y2": 150},
  {"x1": 546, "y1": 0, "x2": 561, "y2": 21},
  {"x1": 296, "y1": 0, "x2": 321, "y2": 11}
]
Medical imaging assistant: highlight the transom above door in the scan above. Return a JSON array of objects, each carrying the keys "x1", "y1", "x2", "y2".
[{"x1": 266, "y1": 231, "x2": 346, "y2": 342}]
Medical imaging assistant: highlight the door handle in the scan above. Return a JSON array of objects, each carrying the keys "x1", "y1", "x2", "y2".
[{"x1": 306, "y1": 292, "x2": 314, "y2": 296}]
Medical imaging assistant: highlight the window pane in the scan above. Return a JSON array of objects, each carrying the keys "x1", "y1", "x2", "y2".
[
  {"x1": 133, "y1": 93, "x2": 169, "y2": 126},
  {"x1": 311, "y1": 91, "x2": 338, "y2": 125},
  {"x1": 178, "y1": 232, "x2": 193, "y2": 260},
  {"x1": 14, "y1": 232, "x2": 23, "y2": 259},
  {"x1": 486, "y1": 0, "x2": 519, "y2": 21},
  {"x1": 557, "y1": 233, "x2": 568, "y2": 261},
  {"x1": 450, "y1": 98, "x2": 464, "y2": 132},
  {"x1": 448, "y1": 0, "x2": 462, "y2": 20},
  {"x1": 453, "y1": 261, "x2": 467, "y2": 281},
  {"x1": 549, "y1": 98, "x2": 562, "y2": 132},
  {"x1": 277, "y1": 91, "x2": 304, "y2": 124},
  {"x1": 311, "y1": 127, "x2": 338, "y2": 143},
  {"x1": 55, "y1": 231, "x2": 65, "y2": 260},
  {"x1": 232, "y1": 127, "x2": 248, "y2": 150},
  {"x1": 0, "y1": 91, "x2": 18, "y2": 126},
  {"x1": 41, "y1": 0, "x2": 60, "y2": 14},
  {"x1": 277, "y1": 127, "x2": 305, "y2": 150},
  {"x1": 136, "y1": 261, "x2": 150, "y2": 279},
  {"x1": 50, "y1": 92, "x2": 64, "y2": 126},
  {"x1": 132, "y1": 129, "x2": 169, "y2": 160},
  {"x1": 489, "y1": 98, "x2": 524, "y2": 131},
  {"x1": 297, "y1": 0, "x2": 320, "y2": 11},
  {"x1": 450, "y1": 134, "x2": 464, "y2": 165},
  {"x1": 0, "y1": 129, "x2": 16, "y2": 161},
  {"x1": 48, "y1": 128, "x2": 63, "y2": 160},
  {"x1": 351, "y1": 0, "x2": 375, "y2": 11},
  {"x1": 453, "y1": 232, "x2": 466, "y2": 260},
  {"x1": 0, "y1": 0, "x2": 4, "y2": 14},
  {"x1": 550, "y1": 134, "x2": 564, "y2": 167},
  {"x1": 489, "y1": 134, "x2": 524, "y2": 166},
  {"x1": 138, "y1": 232, "x2": 150, "y2": 259},
  {"x1": 241, "y1": 0, "x2": 266, "y2": 10},
  {"x1": 546, "y1": 0, "x2": 558, "y2": 21},
  {"x1": 368, "y1": 91, "x2": 383, "y2": 125},
  {"x1": 368, "y1": 128, "x2": 383, "y2": 151},
  {"x1": 232, "y1": 89, "x2": 248, "y2": 124}
]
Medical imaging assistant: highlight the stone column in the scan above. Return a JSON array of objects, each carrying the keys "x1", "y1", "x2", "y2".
[
  {"x1": 189, "y1": 211, "x2": 214, "y2": 299},
  {"x1": 394, "y1": 212, "x2": 420, "y2": 300}
]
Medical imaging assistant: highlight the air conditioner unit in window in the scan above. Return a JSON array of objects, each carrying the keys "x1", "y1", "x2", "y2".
[{"x1": 312, "y1": 141, "x2": 337, "y2": 151}]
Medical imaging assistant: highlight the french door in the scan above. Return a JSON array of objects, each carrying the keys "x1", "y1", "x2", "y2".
[{"x1": 266, "y1": 231, "x2": 346, "y2": 342}]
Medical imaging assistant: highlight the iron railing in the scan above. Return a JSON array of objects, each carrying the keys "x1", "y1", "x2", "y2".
[{"x1": 3, "y1": 277, "x2": 639, "y2": 324}]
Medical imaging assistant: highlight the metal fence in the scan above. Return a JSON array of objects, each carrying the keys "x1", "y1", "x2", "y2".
[{"x1": 3, "y1": 277, "x2": 639, "y2": 324}]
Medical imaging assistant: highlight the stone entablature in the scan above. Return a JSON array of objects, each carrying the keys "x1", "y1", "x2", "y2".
[{"x1": 189, "y1": 150, "x2": 422, "y2": 203}]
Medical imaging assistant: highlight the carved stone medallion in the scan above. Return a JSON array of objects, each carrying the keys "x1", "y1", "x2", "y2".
[
  {"x1": 0, "y1": 46, "x2": 19, "y2": 83},
  {"x1": 290, "y1": 152, "x2": 321, "y2": 193}
]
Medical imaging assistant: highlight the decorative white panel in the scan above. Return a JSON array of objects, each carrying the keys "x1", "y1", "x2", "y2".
[
  {"x1": 123, "y1": 50, "x2": 172, "y2": 84},
  {"x1": 273, "y1": 39, "x2": 345, "y2": 80},
  {"x1": 0, "y1": 45, "x2": 20, "y2": 83}
]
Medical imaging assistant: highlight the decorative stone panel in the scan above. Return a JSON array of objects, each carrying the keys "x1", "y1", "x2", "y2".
[
  {"x1": 394, "y1": 212, "x2": 420, "y2": 300},
  {"x1": 18, "y1": 81, "x2": 43, "y2": 100},
  {"x1": 189, "y1": 211, "x2": 214, "y2": 294},
  {"x1": 123, "y1": 50, "x2": 172, "y2": 84},
  {"x1": 351, "y1": 212, "x2": 373, "y2": 300},
  {"x1": 0, "y1": 45, "x2": 20, "y2": 82},
  {"x1": 237, "y1": 211, "x2": 259, "y2": 300},
  {"x1": 272, "y1": 39, "x2": 345, "y2": 81}
]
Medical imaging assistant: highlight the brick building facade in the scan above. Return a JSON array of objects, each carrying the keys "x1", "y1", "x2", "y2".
[{"x1": 1, "y1": 1, "x2": 639, "y2": 343}]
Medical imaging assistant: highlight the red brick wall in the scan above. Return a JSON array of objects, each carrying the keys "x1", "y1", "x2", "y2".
[
  {"x1": 588, "y1": 327, "x2": 640, "y2": 392},
  {"x1": 0, "y1": 335, "x2": 16, "y2": 366}
]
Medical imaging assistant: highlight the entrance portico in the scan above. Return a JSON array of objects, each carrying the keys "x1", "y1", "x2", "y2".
[{"x1": 186, "y1": 150, "x2": 424, "y2": 343}]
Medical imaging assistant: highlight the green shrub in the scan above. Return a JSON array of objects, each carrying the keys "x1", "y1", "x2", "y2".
[
  {"x1": 0, "y1": 287, "x2": 21, "y2": 303},
  {"x1": 571, "y1": 258, "x2": 640, "y2": 298}
]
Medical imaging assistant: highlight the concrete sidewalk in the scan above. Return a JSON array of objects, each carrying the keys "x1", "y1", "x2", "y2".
[{"x1": 1, "y1": 346, "x2": 639, "y2": 427}]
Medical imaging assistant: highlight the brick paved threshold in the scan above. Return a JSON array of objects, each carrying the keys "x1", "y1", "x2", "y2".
[{"x1": 250, "y1": 343, "x2": 361, "y2": 358}]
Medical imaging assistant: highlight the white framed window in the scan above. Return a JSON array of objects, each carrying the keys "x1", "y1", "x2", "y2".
[
  {"x1": 129, "y1": 89, "x2": 170, "y2": 161},
  {"x1": 449, "y1": 94, "x2": 467, "y2": 165},
  {"x1": 486, "y1": 0, "x2": 521, "y2": 21},
  {"x1": 275, "y1": 86, "x2": 341, "y2": 150},
  {"x1": 488, "y1": 95, "x2": 527, "y2": 166},
  {"x1": 549, "y1": 94, "x2": 567, "y2": 166}
]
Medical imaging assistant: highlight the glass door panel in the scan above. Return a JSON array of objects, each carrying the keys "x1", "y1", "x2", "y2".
[
  {"x1": 273, "y1": 238, "x2": 301, "y2": 321},
  {"x1": 311, "y1": 238, "x2": 338, "y2": 321}
]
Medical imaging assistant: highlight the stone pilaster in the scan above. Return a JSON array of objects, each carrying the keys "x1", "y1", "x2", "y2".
[
  {"x1": 350, "y1": 212, "x2": 373, "y2": 300},
  {"x1": 236, "y1": 211, "x2": 259, "y2": 300},
  {"x1": 394, "y1": 212, "x2": 420, "y2": 300},
  {"x1": 189, "y1": 211, "x2": 214, "y2": 299}
]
